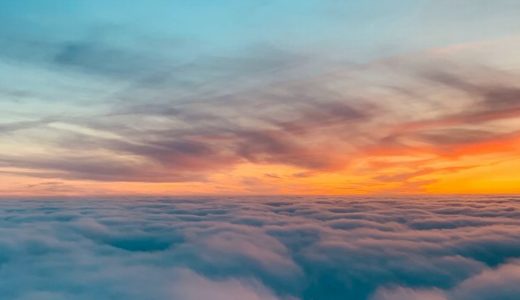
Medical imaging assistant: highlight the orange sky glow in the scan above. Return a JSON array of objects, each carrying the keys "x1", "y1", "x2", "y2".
[{"x1": 1, "y1": 32, "x2": 519, "y2": 196}]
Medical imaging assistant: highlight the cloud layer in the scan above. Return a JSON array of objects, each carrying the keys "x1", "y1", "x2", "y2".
[{"x1": 0, "y1": 196, "x2": 519, "y2": 299}]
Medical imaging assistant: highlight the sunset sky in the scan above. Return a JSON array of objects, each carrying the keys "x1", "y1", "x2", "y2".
[{"x1": 1, "y1": 0, "x2": 519, "y2": 195}]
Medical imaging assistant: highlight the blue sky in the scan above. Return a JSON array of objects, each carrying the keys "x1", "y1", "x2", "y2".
[
  {"x1": 3, "y1": 0, "x2": 519, "y2": 61},
  {"x1": 0, "y1": 0, "x2": 519, "y2": 195}
]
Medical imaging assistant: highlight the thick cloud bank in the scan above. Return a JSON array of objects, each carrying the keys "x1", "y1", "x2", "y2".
[{"x1": 0, "y1": 196, "x2": 519, "y2": 299}]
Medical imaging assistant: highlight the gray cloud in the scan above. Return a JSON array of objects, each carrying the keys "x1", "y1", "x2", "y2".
[
  {"x1": 372, "y1": 259, "x2": 520, "y2": 300},
  {"x1": 1, "y1": 22, "x2": 519, "y2": 186},
  {"x1": 0, "y1": 196, "x2": 519, "y2": 299},
  {"x1": 0, "y1": 119, "x2": 52, "y2": 135},
  {"x1": 413, "y1": 67, "x2": 520, "y2": 125}
]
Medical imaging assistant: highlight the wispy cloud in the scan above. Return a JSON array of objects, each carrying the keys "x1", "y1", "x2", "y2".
[{"x1": 0, "y1": 1, "x2": 519, "y2": 194}]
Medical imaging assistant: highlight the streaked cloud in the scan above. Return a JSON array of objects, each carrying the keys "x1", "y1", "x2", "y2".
[{"x1": 0, "y1": 1, "x2": 519, "y2": 194}]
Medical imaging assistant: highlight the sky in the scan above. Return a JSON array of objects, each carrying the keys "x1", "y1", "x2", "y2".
[{"x1": 1, "y1": 0, "x2": 520, "y2": 195}]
